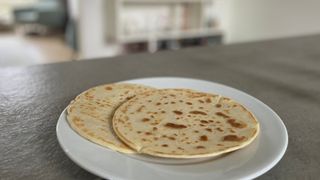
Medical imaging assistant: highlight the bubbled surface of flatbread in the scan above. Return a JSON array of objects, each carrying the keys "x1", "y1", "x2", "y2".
[
  {"x1": 67, "y1": 83, "x2": 154, "y2": 153},
  {"x1": 113, "y1": 89, "x2": 260, "y2": 158}
]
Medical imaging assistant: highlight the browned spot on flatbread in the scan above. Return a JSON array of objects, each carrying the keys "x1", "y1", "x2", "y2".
[
  {"x1": 142, "y1": 118, "x2": 150, "y2": 122},
  {"x1": 137, "y1": 105, "x2": 145, "y2": 112},
  {"x1": 153, "y1": 127, "x2": 158, "y2": 131},
  {"x1": 216, "y1": 127, "x2": 223, "y2": 132},
  {"x1": 168, "y1": 137, "x2": 176, "y2": 140},
  {"x1": 186, "y1": 102, "x2": 192, "y2": 105},
  {"x1": 200, "y1": 135, "x2": 208, "y2": 141},
  {"x1": 227, "y1": 119, "x2": 247, "y2": 128},
  {"x1": 200, "y1": 120, "x2": 208, "y2": 124},
  {"x1": 198, "y1": 100, "x2": 204, "y2": 103},
  {"x1": 205, "y1": 128, "x2": 212, "y2": 132},
  {"x1": 173, "y1": 110, "x2": 183, "y2": 115},
  {"x1": 223, "y1": 135, "x2": 245, "y2": 142},
  {"x1": 156, "y1": 102, "x2": 161, "y2": 105},
  {"x1": 189, "y1": 111, "x2": 207, "y2": 115},
  {"x1": 105, "y1": 86, "x2": 112, "y2": 90},
  {"x1": 216, "y1": 104, "x2": 222, "y2": 108},
  {"x1": 164, "y1": 123, "x2": 187, "y2": 129},
  {"x1": 216, "y1": 112, "x2": 229, "y2": 118},
  {"x1": 206, "y1": 98, "x2": 211, "y2": 103},
  {"x1": 145, "y1": 132, "x2": 152, "y2": 135},
  {"x1": 162, "y1": 144, "x2": 168, "y2": 147},
  {"x1": 196, "y1": 146, "x2": 205, "y2": 149},
  {"x1": 73, "y1": 116, "x2": 81, "y2": 122}
]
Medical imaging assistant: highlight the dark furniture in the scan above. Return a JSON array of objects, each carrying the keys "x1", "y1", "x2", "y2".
[
  {"x1": 13, "y1": 0, "x2": 67, "y2": 30},
  {"x1": 1, "y1": 35, "x2": 320, "y2": 179}
]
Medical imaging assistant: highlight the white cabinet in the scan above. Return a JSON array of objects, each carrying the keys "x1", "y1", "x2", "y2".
[{"x1": 105, "y1": 0, "x2": 223, "y2": 52}]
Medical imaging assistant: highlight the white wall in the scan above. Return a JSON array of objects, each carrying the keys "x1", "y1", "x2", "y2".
[
  {"x1": 78, "y1": 0, "x2": 104, "y2": 58},
  {"x1": 78, "y1": 0, "x2": 119, "y2": 59},
  {"x1": 75, "y1": 0, "x2": 320, "y2": 57},
  {"x1": 67, "y1": 0, "x2": 79, "y2": 20},
  {"x1": 217, "y1": 0, "x2": 320, "y2": 44}
]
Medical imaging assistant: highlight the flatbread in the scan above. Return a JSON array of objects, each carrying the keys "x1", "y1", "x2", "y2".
[
  {"x1": 67, "y1": 83, "x2": 154, "y2": 153},
  {"x1": 112, "y1": 89, "x2": 259, "y2": 158}
]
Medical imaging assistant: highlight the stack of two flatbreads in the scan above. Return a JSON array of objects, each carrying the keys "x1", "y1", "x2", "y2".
[{"x1": 67, "y1": 83, "x2": 259, "y2": 158}]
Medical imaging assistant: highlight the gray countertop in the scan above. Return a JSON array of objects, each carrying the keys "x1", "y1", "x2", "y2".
[{"x1": 1, "y1": 35, "x2": 320, "y2": 180}]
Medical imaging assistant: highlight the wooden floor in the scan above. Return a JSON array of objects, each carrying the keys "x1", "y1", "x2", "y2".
[{"x1": 0, "y1": 32, "x2": 75, "y2": 67}]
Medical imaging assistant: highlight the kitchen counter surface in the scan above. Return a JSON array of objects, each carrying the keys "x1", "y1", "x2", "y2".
[{"x1": 1, "y1": 35, "x2": 320, "y2": 179}]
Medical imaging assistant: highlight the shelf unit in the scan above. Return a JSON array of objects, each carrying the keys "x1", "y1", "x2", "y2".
[{"x1": 105, "y1": 0, "x2": 222, "y2": 52}]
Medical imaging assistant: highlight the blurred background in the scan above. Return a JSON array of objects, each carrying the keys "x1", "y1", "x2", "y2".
[{"x1": 0, "y1": 0, "x2": 319, "y2": 67}]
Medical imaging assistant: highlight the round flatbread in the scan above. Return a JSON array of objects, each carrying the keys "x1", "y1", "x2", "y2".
[
  {"x1": 112, "y1": 89, "x2": 259, "y2": 158},
  {"x1": 67, "y1": 83, "x2": 154, "y2": 153}
]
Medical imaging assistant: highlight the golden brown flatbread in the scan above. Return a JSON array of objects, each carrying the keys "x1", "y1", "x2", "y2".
[
  {"x1": 67, "y1": 83, "x2": 154, "y2": 153},
  {"x1": 112, "y1": 89, "x2": 259, "y2": 158}
]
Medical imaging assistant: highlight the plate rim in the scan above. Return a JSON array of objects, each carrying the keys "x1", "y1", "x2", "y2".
[{"x1": 56, "y1": 76, "x2": 288, "y2": 180}]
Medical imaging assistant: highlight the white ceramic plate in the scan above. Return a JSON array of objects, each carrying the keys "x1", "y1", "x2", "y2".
[{"x1": 56, "y1": 77, "x2": 288, "y2": 180}]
